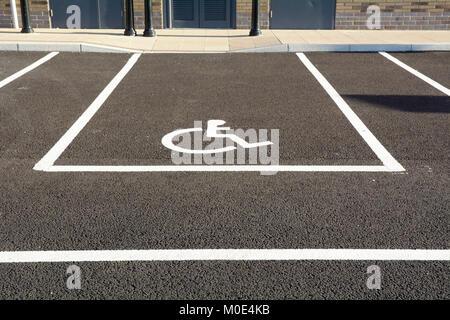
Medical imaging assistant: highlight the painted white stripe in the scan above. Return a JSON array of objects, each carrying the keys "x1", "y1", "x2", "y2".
[
  {"x1": 0, "y1": 249, "x2": 448, "y2": 263},
  {"x1": 0, "y1": 52, "x2": 59, "y2": 89},
  {"x1": 379, "y1": 51, "x2": 450, "y2": 96},
  {"x1": 46, "y1": 165, "x2": 397, "y2": 172},
  {"x1": 80, "y1": 43, "x2": 144, "y2": 54},
  {"x1": 297, "y1": 53, "x2": 405, "y2": 172},
  {"x1": 33, "y1": 53, "x2": 142, "y2": 171}
]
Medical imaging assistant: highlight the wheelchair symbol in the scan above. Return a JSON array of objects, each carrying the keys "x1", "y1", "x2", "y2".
[{"x1": 161, "y1": 120, "x2": 273, "y2": 154}]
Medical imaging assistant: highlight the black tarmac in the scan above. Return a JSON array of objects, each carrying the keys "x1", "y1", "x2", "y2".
[{"x1": 0, "y1": 51, "x2": 448, "y2": 299}]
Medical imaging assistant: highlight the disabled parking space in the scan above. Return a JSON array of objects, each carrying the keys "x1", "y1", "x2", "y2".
[
  {"x1": 306, "y1": 52, "x2": 450, "y2": 166},
  {"x1": 55, "y1": 53, "x2": 379, "y2": 166},
  {"x1": 0, "y1": 51, "x2": 446, "y2": 251}
]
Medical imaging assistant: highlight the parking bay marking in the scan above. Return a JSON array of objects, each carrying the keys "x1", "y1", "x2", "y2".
[
  {"x1": 0, "y1": 52, "x2": 59, "y2": 89},
  {"x1": 0, "y1": 249, "x2": 448, "y2": 263},
  {"x1": 33, "y1": 53, "x2": 405, "y2": 173},
  {"x1": 8, "y1": 53, "x2": 448, "y2": 263},
  {"x1": 33, "y1": 53, "x2": 142, "y2": 171},
  {"x1": 296, "y1": 53, "x2": 404, "y2": 172},
  {"x1": 379, "y1": 52, "x2": 450, "y2": 97}
]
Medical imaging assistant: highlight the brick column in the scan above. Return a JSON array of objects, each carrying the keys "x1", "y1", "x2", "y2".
[{"x1": 133, "y1": 0, "x2": 163, "y2": 29}]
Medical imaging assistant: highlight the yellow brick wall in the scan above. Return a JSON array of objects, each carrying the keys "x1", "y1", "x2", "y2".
[
  {"x1": 0, "y1": 0, "x2": 50, "y2": 28},
  {"x1": 133, "y1": 0, "x2": 163, "y2": 29},
  {"x1": 236, "y1": 0, "x2": 270, "y2": 29},
  {"x1": 336, "y1": 0, "x2": 450, "y2": 29},
  {"x1": 0, "y1": 0, "x2": 48, "y2": 11},
  {"x1": 336, "y1": 0, "x2": 449, "y2": 13}
]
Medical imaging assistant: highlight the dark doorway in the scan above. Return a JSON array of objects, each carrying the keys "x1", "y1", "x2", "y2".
[
  {"x1": 170, "y1": 0, "x2": 232, "y2": 28},
  {"x1": 49, "y1": 0, "x2": 124, "y2": 29},
  {"x1": 270, "y1": 0, "x2": 336, "y2": 29}
]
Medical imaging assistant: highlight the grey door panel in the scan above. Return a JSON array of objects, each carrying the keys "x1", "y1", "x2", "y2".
[
  {"x1": 98, "y1": 0, "x2": 124, "y2": 29},
  {"x1": 170, "y1": 0, "x2": 232, "y2": 28},
  {"x1": 172, "y1": 0, "x2": 200, "y2": 28},
  {"x1": 200, "y1": 0, "x2": 231, "y2": 28},
  {"x1": 270, "y1": 0, "x2": 336, "y2": 29}
]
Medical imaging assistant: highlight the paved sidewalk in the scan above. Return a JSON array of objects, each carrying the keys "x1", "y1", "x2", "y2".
[{"x1": 0, "y1": 28, "x2": 449, "y2": 53}]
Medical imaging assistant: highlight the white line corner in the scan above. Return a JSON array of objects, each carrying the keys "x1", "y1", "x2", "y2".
[{"x1": 296, "y1": 52, "x2": 405, "y2": 172}]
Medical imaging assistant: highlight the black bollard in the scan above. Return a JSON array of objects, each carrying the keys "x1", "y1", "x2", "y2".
[
  {"x1": 20, "y1": 0, "x2": 33, "y2": 33},
  {"x1": 124, "y1": 0, "x2": 136, "y2": 36},
  {"x1": 249, "y1": 0, "x2": 261, "y2": 37},
  {"x1": 143, "y1": 0, "x2": 156, "y2": 37}
]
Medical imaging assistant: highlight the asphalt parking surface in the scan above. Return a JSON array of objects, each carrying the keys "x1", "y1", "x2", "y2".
[
  {"x1": 0, "y1": 52, "x2": 47, "y2": 80},
  {"x1": 0, "y1": 51, "x2": 448, "y2": 299}
]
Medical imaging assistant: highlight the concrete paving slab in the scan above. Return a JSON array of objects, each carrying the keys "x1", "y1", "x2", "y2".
[{"x1": 1, "y1": 29, "x2": 449, "y2": 53}]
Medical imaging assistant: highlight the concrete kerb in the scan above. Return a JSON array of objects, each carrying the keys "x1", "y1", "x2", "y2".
[
  {"x1": 288, "y1": 44, "x2": 351, "y2": 52},
  {"x1": 0, "y1": 42, "x2": 18, "y2": 51},
  {"x1": 80, "y1": 43, "x2": 143, "y2": 53},
  {"x1": 411, "y1": 43, "x2": 450, "y2": 51},
  {"x1": 0, "y1": 42, "x2": 143, "y2": 54},
  {"x1": 232, "y1": 43, "x2": 450, "y2": 53},
  {"x1": 1, "y1": 41, "x2": 450, "y2": 53},
  {"x1": 18, "y1": 42, "x2": 82, "y2": 52},
  {"x1": 349, "y1": 44, "x2": 412, "y2": 52},
  {"x1": 232, "y1": 44, "x2": 289, "y2": 53}
]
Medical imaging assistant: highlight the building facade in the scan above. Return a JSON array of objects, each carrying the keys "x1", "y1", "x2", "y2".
[{"x1": 0, "y1": 0, "x2": 448, "y2": 30}]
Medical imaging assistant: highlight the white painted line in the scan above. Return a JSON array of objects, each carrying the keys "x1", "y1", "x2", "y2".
[
  {"x1": 0, "y1": 249, "x2": 448, "y2": 263},
  {"x1": 80, "y1": 43, "x2": 144, "y2": 54},
  {"x1": 46, "y1": 165, "x2": 395, "y2": 172},
  {"x1": 33, "y1": 53, "x2": 142, "y2": 171},
  {"x1": 0, "y1": 52, "x2": 59, "y2": 89},
  {"x1": 379, "y1": 51, "x2": 450, "y2": 96},
  {"x1": 297, "y1": 53, "x2": 405, "y2": 172}
]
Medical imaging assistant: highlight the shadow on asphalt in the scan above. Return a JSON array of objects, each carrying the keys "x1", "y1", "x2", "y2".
[{"x1": 343, "y1": 94, "x2": 450, "y2": 113}]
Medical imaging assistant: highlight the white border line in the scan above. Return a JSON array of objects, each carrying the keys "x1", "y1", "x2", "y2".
[
  {"x1": 0, "y1": 52, "x2": 59, "y2": 89},
  {"x1": 33, "y1": 53, "x2": 142, "y2": 171},
  {"x1": 80, "y1": 42, "x2": 144, "y2": 54},
  {"x1": 33, "y1": 52, "x2": 404, "y2": 173},
  {"x1": 379, "y1": 51, "x2": 450, "y2": 96},
  {"x1": 47, "y1": 165, "x2": 392, "y2": 172},
  {"x1": 0, "y1": 249, "x2": 448, "y2": 263},
  {"x1": 296, "y1": 53, "x2": 405, "y2": 172}
]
